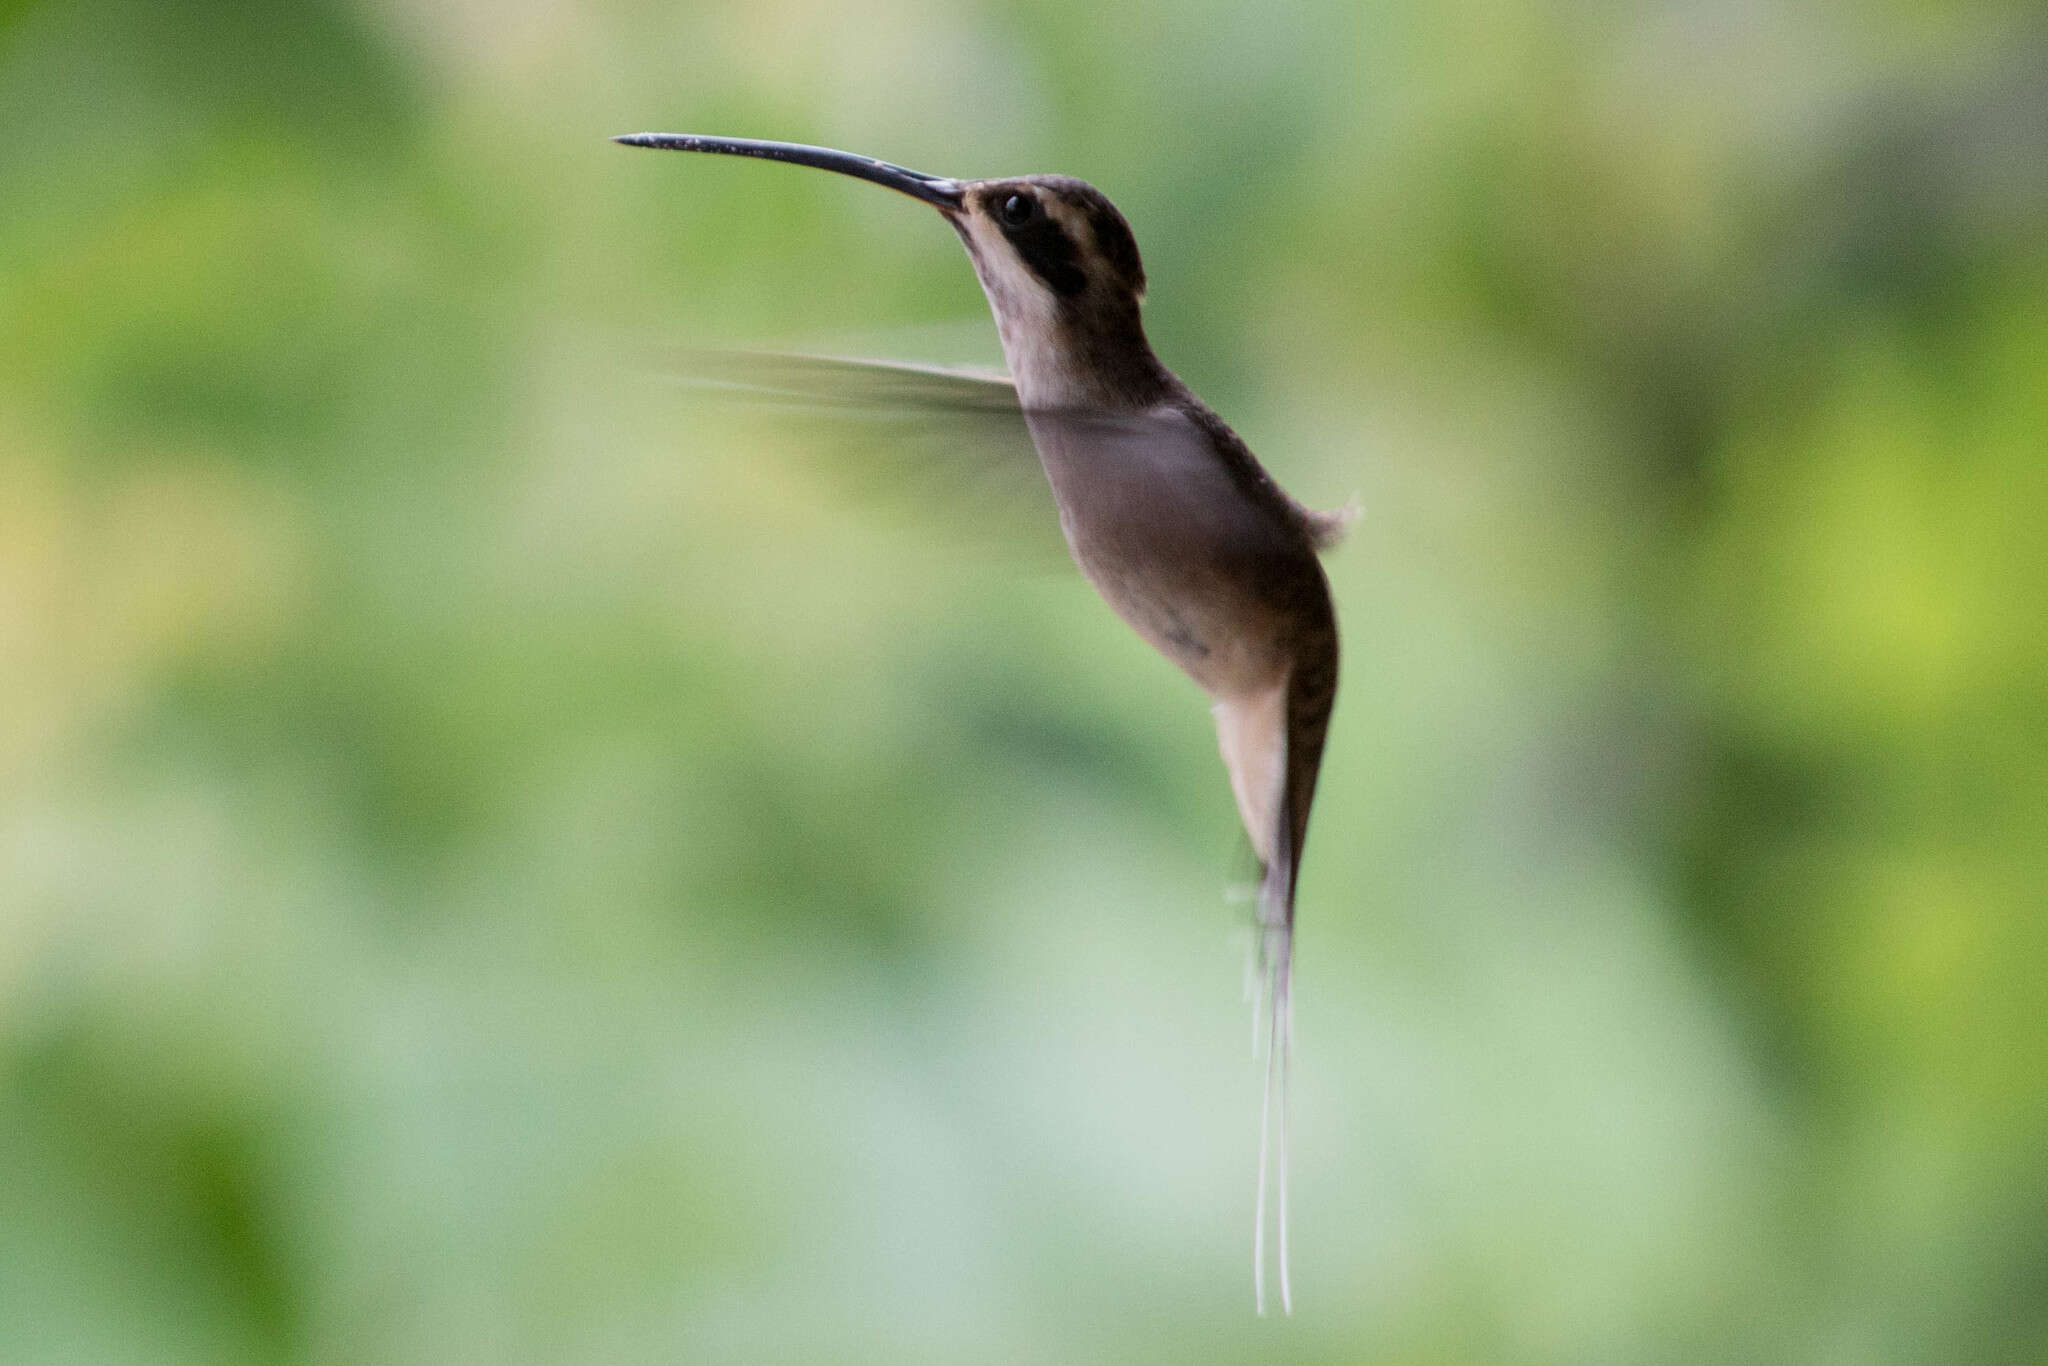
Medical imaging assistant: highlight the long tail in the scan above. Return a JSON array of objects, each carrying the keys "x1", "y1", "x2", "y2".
[
  {"x1": 1253, "y1": 848, "x2": 1295, "y2": 1316},
  {"x1": 1251, "y1": 630, "x2": 1336, "y2": 1316}
]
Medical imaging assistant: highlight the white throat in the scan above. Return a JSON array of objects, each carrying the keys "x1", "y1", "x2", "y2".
[{"x1": 955, "y1": 214, "x2": 1093, "y2": 410}]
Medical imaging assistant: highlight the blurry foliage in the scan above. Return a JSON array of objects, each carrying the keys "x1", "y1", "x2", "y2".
[{"x1": 2, "y1": 1, "x2": 2045, "y2": 1363}]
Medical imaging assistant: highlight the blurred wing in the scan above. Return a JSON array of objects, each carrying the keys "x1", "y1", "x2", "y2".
[
  {"x1": 646, "y1": 350, "x2": 1320, "y2": 581},
  {"x1": 661, "y1": 349, "x2": 1022, "y2": 415},
  {"x1": 648, "y1": 349, "x2": 1067, "y2": 562}
]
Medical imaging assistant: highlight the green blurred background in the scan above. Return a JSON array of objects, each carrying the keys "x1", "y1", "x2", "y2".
[{"x1": 3, "y1": 0, "x2": 2045, "y2": 1361}]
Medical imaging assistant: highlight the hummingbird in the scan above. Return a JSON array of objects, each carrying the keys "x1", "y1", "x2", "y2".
[{"x1": 615, "y1": 133, "x2": 1345, "y2": 1313}]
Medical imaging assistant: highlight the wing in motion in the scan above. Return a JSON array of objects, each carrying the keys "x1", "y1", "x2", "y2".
[{"x1": 651, "y1": 349, "x2": 1074, "y2": 562}]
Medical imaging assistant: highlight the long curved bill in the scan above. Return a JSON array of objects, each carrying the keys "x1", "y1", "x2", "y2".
[{"x1": 613, "y1": 134, "x2": 966, "y2": 211}]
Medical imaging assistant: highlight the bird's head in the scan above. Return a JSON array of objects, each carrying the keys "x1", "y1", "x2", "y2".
[{"x1": 614, "y1": 135, "x2": 1165, "y2": 408}]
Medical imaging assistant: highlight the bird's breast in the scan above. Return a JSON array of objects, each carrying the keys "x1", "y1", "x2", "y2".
[{"x1": 1021, "y1": 408, "x2": 1318, "y2": 700}]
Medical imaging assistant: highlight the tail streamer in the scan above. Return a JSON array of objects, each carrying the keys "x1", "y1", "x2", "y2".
[{"x1": 1253, "y1": 898, "x2": 1294, "y2": 1314}]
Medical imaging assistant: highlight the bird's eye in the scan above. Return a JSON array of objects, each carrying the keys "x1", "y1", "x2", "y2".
[{"x1": 998, "y1": 193, "x2": 1035, "y2": 227}]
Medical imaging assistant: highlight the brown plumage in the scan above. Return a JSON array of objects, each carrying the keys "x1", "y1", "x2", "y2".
[{"x1": 617, "y1": 135, "x2": 1345, "y2": 1314}]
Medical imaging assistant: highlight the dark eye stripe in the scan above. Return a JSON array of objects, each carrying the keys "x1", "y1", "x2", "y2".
[{"x1": 1004, "y1": 215, "x2": 1087, "y2": 297}]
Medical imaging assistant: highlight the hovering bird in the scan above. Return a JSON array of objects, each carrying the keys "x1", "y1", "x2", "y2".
[{"x1": 616, "y1": 134, "x2": 1345, "y2": 1313}]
